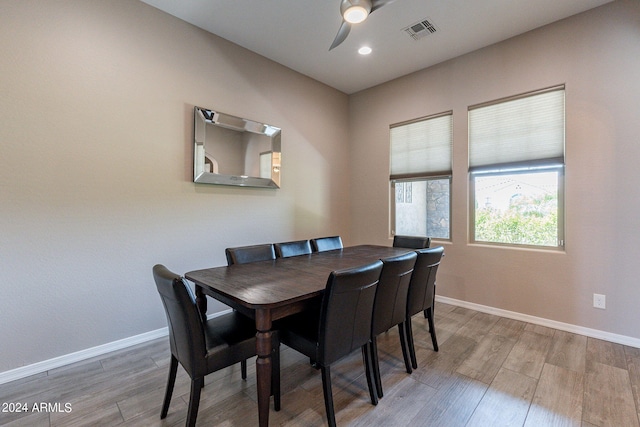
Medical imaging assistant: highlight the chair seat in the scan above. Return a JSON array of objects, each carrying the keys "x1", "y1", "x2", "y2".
[
  {"x1": 277, "y1": 311, "x2": 320, "y2": 360},
  {"x1": 204, "y1": 312, "x2": 258, "y2": 369}
]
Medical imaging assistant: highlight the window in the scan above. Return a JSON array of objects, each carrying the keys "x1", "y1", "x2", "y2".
[
  {"x1": 469, "y1": 86, "x2": 565, "y2": 248},
  {"x1": 390, "y1": 112, "x2": 452, "y2": 239}
]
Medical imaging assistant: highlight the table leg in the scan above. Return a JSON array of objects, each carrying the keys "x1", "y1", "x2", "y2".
[
  {"x1": 194, "y1": 285, "x2": 207, "y2": 318},
  {"x1": 255, "y1": 309, "x2": 272, "y2": 427}
]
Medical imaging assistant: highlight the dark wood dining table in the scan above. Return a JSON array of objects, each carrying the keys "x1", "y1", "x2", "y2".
[{"x1": 184, "y1": 244, "x2": 414, "y2": 426}]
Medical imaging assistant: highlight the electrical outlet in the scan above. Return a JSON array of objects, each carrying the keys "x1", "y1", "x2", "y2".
[{"x1": 593, "y1": 293, "x2": 606, "y2": 309}]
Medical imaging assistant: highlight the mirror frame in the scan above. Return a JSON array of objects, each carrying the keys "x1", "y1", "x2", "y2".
[{"x1": 194, "y1": 106, "x2": 281, "y2": 188}]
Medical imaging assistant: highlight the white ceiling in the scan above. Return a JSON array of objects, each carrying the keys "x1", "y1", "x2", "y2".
[{"x1": 140, "y1": 0, "x2": 613, "y2": 94}]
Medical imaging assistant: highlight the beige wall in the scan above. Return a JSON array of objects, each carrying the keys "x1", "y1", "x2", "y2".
[
  {"x1": 0, "y1": 0, "x2": 350, "y2": 372},
  {"x1": 349, "y1": 1, "x2": 640, "y2": 339}
]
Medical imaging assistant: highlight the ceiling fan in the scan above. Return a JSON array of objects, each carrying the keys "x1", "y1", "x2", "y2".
[{"x1": 329, "y1": 0, "x2": 396, "y2": 50}]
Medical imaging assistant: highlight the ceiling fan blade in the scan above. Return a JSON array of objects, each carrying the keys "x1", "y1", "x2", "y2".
[
  {"x1": 329, "y1": 20, "x2": 352, "y2": 50},
  {"x1": 371, "y1": 0, "x2": 396, "y2": 13}
]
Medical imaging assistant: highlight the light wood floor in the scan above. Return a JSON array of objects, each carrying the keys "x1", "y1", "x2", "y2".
[{"x1": 2, "y1": 302, "x2": 640, "y2": 426}]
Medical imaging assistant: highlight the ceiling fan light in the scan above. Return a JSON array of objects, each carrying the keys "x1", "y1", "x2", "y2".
[{"x1": 344, "y1": 6, "x2": 369, "y2": 23}]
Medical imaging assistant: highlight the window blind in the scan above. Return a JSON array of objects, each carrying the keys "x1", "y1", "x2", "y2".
[
  {"x1": 390, "y1": 113, "x2": 452, "y2": 180},
  {"x1": 468, "y1": 87, "x2": 565, "y2": 171}
]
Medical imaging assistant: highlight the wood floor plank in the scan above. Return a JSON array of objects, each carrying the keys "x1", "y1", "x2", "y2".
[
  {"x1": 583, "y1": 361, "x2": 639, "y2": 427},
  {"x1": 455, "y1": 312, "x2": 501, "y2": 344},
  {"x1": 524, "y1": 322, "x2": 555, "y2": 337},
  {"x1": 349, "y1": 377, "x2": 437, "y2": 427},
  {"x1": 503, "y1": 330, "x2": 552, "y2": 379},
  {"x1": 523, "y1": 363, "x2": 583, "y2": 427},
  {"x1": 466, "y1": 367, "x2": 537, "y2": 427},
  {"x1": 0, "y1": 410, "x2": 50, "y2": 427},
  {"x1": 411, "y1": 334, "x2": 477, "y2": 391},
  {"x1": 489, "y1": 317, "x2": 526, "y2": 340},
  {"x1": 279, "y1": 409, "x2": 325, "y2": 427},
  {"x1": 456, "y1": 332, "x2": 518, "y2": 384},
  {"x1": 276, "y1": 387, "x2": 328, "y2": 426},
  {"x1": 546, "y1": 330, "x2": 587, "y2": 373},
  {"x1": 120, "y1": 405, "x2": 185, "y2": 426},
  {"x1": 195, "y1": 389, "x2": 264, "y2": 426},
  {"x1": 625, "y1": 345, "x2": 640, "y2": 360},
  {"x1": 431, "y1": 306, "x2": 478, "y2": 345},
  {"x1": 195, "y1": 368, "x2": 262, "y2": 412},
  {"x1": 440, "y1": 305, "x2": 476, "y2": 322},
  {"x1": 434, "y1": 297, "x2": 457, "y2": 317},
  {"x1": 626, "y1": 353, "x2": 640, "y2": 424},
  {"x1": 49, "y1": 400, "x2": 124, "y2": 427},
  {"x1": 116, "y1": 368, "x2": 189, "y2": 421},
  {"x1": 586, "y1": 337, "x2": 627, "y2": 370},
  {"x1": 408, "y1": 373, "x2": 487, "y2": 427}
]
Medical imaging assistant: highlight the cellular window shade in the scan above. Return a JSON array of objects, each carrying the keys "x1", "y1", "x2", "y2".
[
  {"x1": 390, "y1": 113, "x2": 452, "y2": 179},
  {"x1": 469, "y1": 88, "x2": 565, "y2": 170}
]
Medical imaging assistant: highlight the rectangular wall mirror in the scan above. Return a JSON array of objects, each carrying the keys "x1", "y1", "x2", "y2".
[{"x1": 194, "y1": 106, "x2": 281, "y2": 188}]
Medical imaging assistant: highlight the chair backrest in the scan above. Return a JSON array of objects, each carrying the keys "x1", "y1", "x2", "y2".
[
  {"x1": 275, "y1": 240, "x2": 312, "y2": 258},
  {"x1": 311, "y1": 236, "x2": 343, "y2": 252},
  {"x1": 393, "y1": 235, "x2": 431, "y2": 249},
  {"x1": 225, "y1": 244, "x2": 276, "y2": 266},
  {"x1": 407, "y1": 246, "x2": 444, "y2": 317},
  {"x1": 372, "y1": 252, "x2": 417, "y2": 336},
  {"x1": 318, "y1": 260, "x2": 383, "y2": 365},
  {"x1": 153, "y1": 264, "x2": 206, "y2": 377}
]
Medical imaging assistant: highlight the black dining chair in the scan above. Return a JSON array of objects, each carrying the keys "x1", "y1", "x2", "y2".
[
  {"x1": 274, "y1": 239, "x2": 312, "y2": 258},
  {"x1": 311, "y1": 236, "x2": 343, "y2": 252},
  {"x1": 392, "y1": 235, "x2": 436, "y2": 320},
  {"x1": 152, "y1": 265, "x2": 280, "y2": 427},
  {"x1": 225, "y1": 243, "x2": 276, "y2": 266},
  {"x1": 369, "y1": 251, "x2": 417, "y2": 398},
  {"x1": 392, "y1": 235, "x2": 431, "y2": 249},
  {"x1": 277, "y1": 260, "x2": 384, "y2": 427},
  {"x1": 405, "y1": 246, "x2": 444, "y2": 368}
]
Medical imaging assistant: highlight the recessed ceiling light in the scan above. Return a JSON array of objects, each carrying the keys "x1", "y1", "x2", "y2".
[{"x1": 358, "y1": 46, "x2": 372, "y2": 55}]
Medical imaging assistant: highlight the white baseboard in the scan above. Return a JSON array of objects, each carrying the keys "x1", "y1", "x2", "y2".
[
  {"x1": 3, "y1": 301, "x2": 638, "y2": 386},
  {"x1": 436, "y1": 295, "x2": 640, "y2": 349},
  {"x1": 0, "y1": 328, "x2": 168, "y2": 385},
  {"x1": 0, "y1": 310, "x2": 232, "y2": 386}
]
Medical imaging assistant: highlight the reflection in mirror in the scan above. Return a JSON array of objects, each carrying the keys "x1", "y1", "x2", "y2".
[{"x1": 194, "y1": 107, "x2": 281, "y2": 188}]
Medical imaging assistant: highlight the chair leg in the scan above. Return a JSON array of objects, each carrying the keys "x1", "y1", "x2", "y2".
[
  {"x1": 241, "y1": 359, "x2": 247, "y2": 380},
  {"x1": 320, "y1": 366, "x2": 337, "y2": 427},
  {"x1": 434, "y1": 284, "x2": 436, "y2": 314},
  {"x1": 160, "y1": 355, "x2": 179, "y2": 419},
  {"x1": 361, "y1": 345, "x2": 378, "y2": 405},
  {"x1": 425, "y1": 306, "x2": 439, "y2": 352},
  {"x1": 405, "y1": 316, "x2": 418, "y2": 369},
  {"x1": 271, "y1": 341, "x2": 281, "y2": 411},
  {"x1": 397, "y1": 323, "x2": 412, "y2": 374},
  {"x1": 186, "y1": 377, "x2": 203, "y2": 427},
  {"x1": 370, "y1": 337, "x2": 383, "y2": 398}
]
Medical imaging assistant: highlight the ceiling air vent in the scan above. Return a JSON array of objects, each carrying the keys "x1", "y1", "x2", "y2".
[{"x1": 403, "y1": 18, "x2": 437, "y2": 41}]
